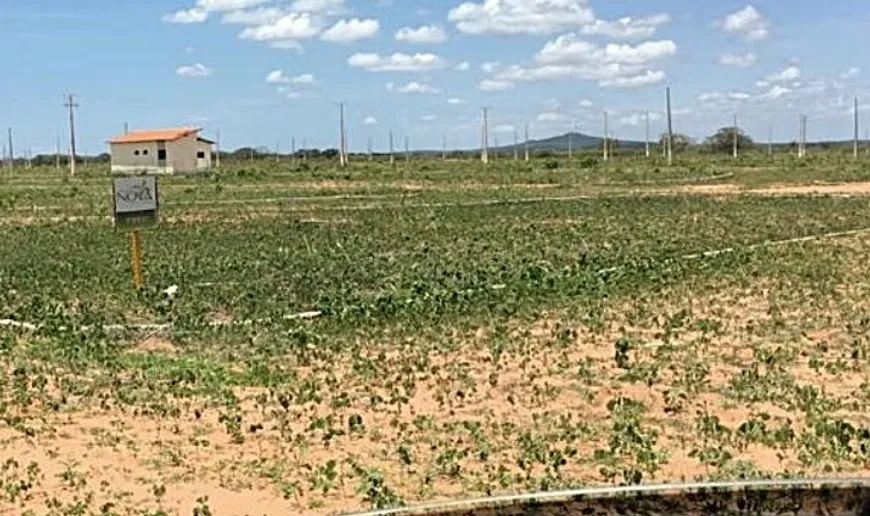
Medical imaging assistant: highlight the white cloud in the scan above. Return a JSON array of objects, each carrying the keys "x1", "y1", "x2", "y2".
[
  {"x1": 841, "y1": 67, "x2": 860, "y2": 79},
  {"x1": 761, "y1": 85, "x2": 790, "y2": 99},
  {"x1": 421, "y1": 114, "x2": 439, "y2": 122},
  {"x1": 396, "y1": 25, "x2": 448, "y2": 44},
  {"x1": 728, "y1": 92, "x2": 751, "y2": 100},
  {"x1": 289, "y1": 0, "x2": 346, "y2": 14},
  {"x1": 579, "y1": 99, "x2": 594, "y2": 108},
  {"x1": 454, "y1": 61, "x2": 470, "y2": 71},
  {"x1": 267, "y1": 71, "x2": 317, "y2": 84},
  {"x1": 321, "y1": 18, "x2": 380, "y2": 43},
  {"x1": 276, "y1": 85, "x2": 301, "y2": 98},
  {"x1": 176, "y1": 63, "x2": 213, "y2": 77},
  {"x1": 537, "y1": 112, "x2": 569, "y2": 123},
  {"x1": 481, "y1": 61, "x2": 502, "y2": 73},
  {"x1": 447, "y1": 97, "x2": 466, "y2": 105},
  {"x1": 348, "y1": 52, "x2": 445, "y2": 72},
  {"x1": 364, "y1": 116, "x2": 378, "y2": 125},
  {"x1": 163, "y1": 8, "x2": 208, "y2": 23},
  {"x1": 755, "y1": 80, "x2": 770, "y2": 88},
  {"x1": 599, "y1": 70, "x2": 665, "y2": 88},
  {"x1": 536, "y1": 38, "x2": 677, "y2": 66},
  {"x1": 197, "y1": 0, "x2": 269, "y2": 11},
  {"x1": 395, "y1": 81, "x2": 440, "y2": 94},
  {"x1": 767, "y1": 65, "x2": 800, "y2": 82},
  {"x1": 292, "y1": 73, "x2": 316, "y2": 84},
  {"x1": 619, "y1": 111, "x2": 661, "y2": 126},
  {"x1": 239, "y1": 12, "x2": 323, "y2": 41},
  {"x1": 448, "y1": 0, "x2": 595, "y2": 35},
  {"x1": 579, "y1": 14, "x2": 671, "y2": 40},
  {"x1": 266, "y1": 70, "x2": 291, "y2": 83},
  {"x1": 718, "y1": 5, "x2": 770, "y2": 41},
  {"x1": 221, "y1": 7, "x2": 286, "y2": 25},
  {"x1": 719, "y1": 52, "x2": 757, "y2": 68},
  {"x1": 269, "y1": 40, "x2": 303, "y2": 51},
  {"x1": 488, "y1": 36, "x2": 675, "y2": 89},
  {"x1": 478, "y1": 79, "x2": 515, "y2": 91}
]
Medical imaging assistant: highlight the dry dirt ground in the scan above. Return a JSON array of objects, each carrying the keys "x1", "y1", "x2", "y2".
[{"x1": 5, "y1": 233, "x2": 870, "y2": 515}]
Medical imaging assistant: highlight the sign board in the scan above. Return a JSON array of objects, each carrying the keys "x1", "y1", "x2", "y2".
[{"x1": 112, "y1": 175, "x2": 159, "y2": 229}]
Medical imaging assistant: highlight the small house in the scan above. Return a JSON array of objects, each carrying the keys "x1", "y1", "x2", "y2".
[{"x1": 108, "y1": 127, "x2": 213, "y2": 174}]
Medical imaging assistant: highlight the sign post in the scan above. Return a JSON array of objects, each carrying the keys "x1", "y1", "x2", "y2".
[{"x1": 112, "y1": 175, "x2": 159, "y2": 289}]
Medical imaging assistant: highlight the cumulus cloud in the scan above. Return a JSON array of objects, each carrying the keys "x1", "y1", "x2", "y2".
[
  {"x1": 841, "y1": 67, "x2": 860, "y2": 79},
  {"x1": 454, "y1": 61, "x2": 470, "y2": 71},
  {"x1": 395, "y1": 25, "x2": 448, "y2": 44},
  {"x1": 267, "y1": 70, "x2": 316, "y2": 85},
  {"x1": 760, "y1": 85, "x2": 791, "y2": 99},
  {"x1": 239, "y1": 12, "x2": 322, "y2": 41},
  {"x1": 421, "y1": 114, "x2": 439, "y2": 122},
  {"x1": 478, "y1": 79, "x2": 515, "y2": 92},
  {"x1": 221, "y1": 7, "x2": 286, "y2": 25},
  {"x1": 619, "y1": 111, "x2": 661, "y2": 126},
  {"x1": 163, "y1": 0, "x2": 270, "y2": 22},
  {"x1": 718, "y1": 5, "x2": 770, "y2": 41},
  {"x1": 767, "y1": 65, "x2": 800, "y2": 82},
  {"x1": 485, "y1": 36, "x2": 675, "y2": 89},
  {"x1": 719, "y1": 52, "x2": 757, "y2": 68},
  {"x1": 163, "y1": 8, "x2": 209, "y2": 23},
  {"x1": 289, "y1": 0, "x2": 346, "y2": 15},
  {"x1": 395, "y1": 81, "x2": 440, "y2": 94},
  {"x1": 447, "y1": 97, "x2": 466, "y2": 104},
  {"x1": 348, "y1": 52, "x2": 445, "y2": 72},
  {"x1": 448, "y1": 0, "x2": 595, "y2": 35},
  {"x1": 176, "y1": 63, "x2": 213, "y2": 77},
  {"x1": 537, "y1": 112, "x2": 569, "y2": 123},
  {"x1": 364, "y1": 116, "x2": 378, "y2": 125},
  {"x1": 579, "y1": 14, "x2": 671, "y2": 40},
  {"x1": 321, "y1": 18, "x2": 379, "y2": 42},
  {"x1": 599, "y1": 70, "x2": 665, "y2": 88}
]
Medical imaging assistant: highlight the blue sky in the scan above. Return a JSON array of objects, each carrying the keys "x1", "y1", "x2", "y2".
[{"x1": 1, "y1": 0, "x2": 868, "y2": 154}]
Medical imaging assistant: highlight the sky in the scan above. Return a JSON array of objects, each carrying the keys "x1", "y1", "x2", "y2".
[{"x1": 1, "y1": 0, "x2": 869, "y2": 154}]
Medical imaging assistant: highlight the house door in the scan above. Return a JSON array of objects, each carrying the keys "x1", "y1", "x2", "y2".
[{"x1": 197, "y1": 150, "x2": 207, "y2": 170}]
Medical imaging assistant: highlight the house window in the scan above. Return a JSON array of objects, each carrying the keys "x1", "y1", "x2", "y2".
[
  {"x1": 134, "y1": 150, "x2": 140, "y2": 156},
  {"x1": 142, "y1": 149, "x2": 148, "y2": 155},
  {"x1": 158, "y1": 149, "x2": 166, "y2": 160},
  {"x1": 197, "y1": 151, "x2": 206, "y2": 159}
]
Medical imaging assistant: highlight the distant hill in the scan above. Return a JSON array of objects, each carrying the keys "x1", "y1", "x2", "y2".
[{"x1": 490, "y1": 132, "x2": 646, "y2": 154}]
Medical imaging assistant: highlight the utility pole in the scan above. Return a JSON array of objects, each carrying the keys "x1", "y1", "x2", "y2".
[
  {"x1": 854, "y1": 97, "x2": 859, "y2": 160},
  {"x1": 481, "y1": 107, "x2": 489, "y2": 165},
  {"x1": 64, "y1": 94, "x2": 78, "y2": 176},
  {"x1": 389, "y1": 130, "x2": 395, "y2": 166},
  {"x1": 798, "y1": 114, "x2": 807, "y2": 158},
  {"x1": 568, "y1": 122, "x2": 574, "y2": 158},
  {"x1": 339, "y1": 102, "x2": 347, "y2": 167},
  {"x1": 768, "y1": 123, "x2": 773, "y2": 157},
  {"x1": 7, "y1": 128, "x2": 13, "y2": 172},
  {"x1": 216, "y1": 128, "x2": 221, "y2": 168},
  {"x1": 524, "y1": 123, "x2": 530, "y2": 162},
  {"x1": 603, "y1": 111, "x2": 609, "y2": 162},
  {"x1": 367, "y1": 137, "x2": 373, "y2": 161},
  {"x1": 291, "y1": 137, "x2": 296, "y2": 163},
  {"x1": 513, "y1": 127, "x2": 519, "y2": 161},
  {"x1": 666, "y1": 86, "x2": 674, "y2": 166},
  {"x1": 124, "y1": 122, "x2": 129, "y2": 134},
  {"x1": 26, "y1": 149, "x2": 32, "y2": 169},
  {"x1": 645, "y1": 110, "x2": 650, "y2": 158},
  {"x1": 733, "y1": 114, "x2": 739, "y2": 159}
]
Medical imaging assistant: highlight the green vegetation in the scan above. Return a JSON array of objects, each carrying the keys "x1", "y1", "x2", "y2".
[{"x1": 2, "y1": 153, "x2": 870, "y2": 514}]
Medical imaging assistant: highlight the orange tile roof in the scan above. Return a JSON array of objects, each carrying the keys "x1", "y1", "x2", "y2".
[{"x1": 108, "y1": 127, "x2": 200, "y2": 144}]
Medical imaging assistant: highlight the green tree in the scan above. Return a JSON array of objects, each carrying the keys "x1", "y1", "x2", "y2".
[
  {"x1": 659, "y1": 133, "x2": 692, "y2": 153},
  {"x1": 707, "y1": 127, "x2": 754, "y2": 154}
]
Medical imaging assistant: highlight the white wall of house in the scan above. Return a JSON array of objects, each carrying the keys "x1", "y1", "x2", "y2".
[{"x1": 111, "y1": 132, "x2": 212, "y2": 174}]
